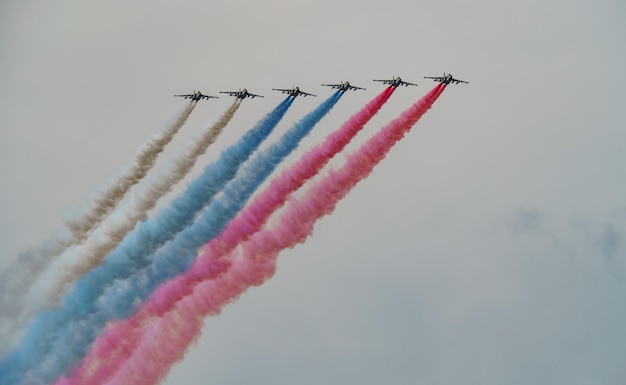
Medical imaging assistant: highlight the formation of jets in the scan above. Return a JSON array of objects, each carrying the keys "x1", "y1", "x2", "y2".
[
  {"x1": 175, "y1": 73, "x2": 467, "y2": 101},
  {"x1": 424, "y1": 73, "x2": 469, "y2": 85},
  {"x1": 272, "y1": 86, "x2": 316, "y2": 97}
]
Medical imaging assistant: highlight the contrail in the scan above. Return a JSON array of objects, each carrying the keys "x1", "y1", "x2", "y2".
[
  {"x1": 66, "y1": 102, "x2": 199, "y2": 243},
  {"x1": 52, "y1": 100, "x2": 241, "y2": 294},
  {"x1": 102, "y1": 85, "x2": 445, "y2": 385},
  {"x1": 0, "y1": 101, "x2": 197, "y2": 355},
  {"x1": 0, "y1": 100, "x2": 238, "y2": 359},
  {"x1": 0, "y1": 97, "x2": 297, "y2": 384},
  {"x1": 56, "y1": 86, "x2": 397, "y2": 385},
  {"x1": 9, "y1": 92, "x2": 343, "y2": 385}
]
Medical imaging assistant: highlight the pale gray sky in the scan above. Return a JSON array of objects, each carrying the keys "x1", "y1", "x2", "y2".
[{"x1": 1, "y1": 0, "x2": 626, "y2": 384}]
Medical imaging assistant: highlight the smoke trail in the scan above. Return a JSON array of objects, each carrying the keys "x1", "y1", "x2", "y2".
[
  {"x1": 53, "y1": 100, "x2": 241, "y2": 294},
  {"x1": 0, "y1": 101, "x2": 197, "y2": 355},
  {"x1": 0, "y1": 98, "x2": 295, "y2": 384},
  {"x1": 66, "y1": 101, "x2": 200, "y2": 242},
  {"x1": 58, "y1": 86, "x2": 396, "y2": 385},
  {"x1": 0, "y1": 100, "x2": 236, "y2": 360},
  {"x1": 28, "y1": 92, "x2": 343, "y2": 385},
  {"x1": 105, "y1": 85, "x2": 445, "y2": 385}
]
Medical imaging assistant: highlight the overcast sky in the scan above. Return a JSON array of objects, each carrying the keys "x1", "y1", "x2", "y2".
[{"x1": 1, "y1": 0, "x2": 626, "y2": 384}]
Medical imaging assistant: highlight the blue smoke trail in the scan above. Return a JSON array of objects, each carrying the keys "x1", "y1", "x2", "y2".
[
  {"x1": 0, "y1": 97, "x2": 295, "y2": 385},
  {"x1": 33, "y1": 91, "x2": 342, "y2": 384}
]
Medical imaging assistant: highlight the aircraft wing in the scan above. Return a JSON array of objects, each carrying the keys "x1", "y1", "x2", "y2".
[
  {"x1": 174, "y1": 94, "x2": 193, "y2": 99},
  {"x1": 424, "y1": 75, "x2": 469, "y2": 84},
  {"x1": 272, "y1": 88, "x2": 291, "y2": 94},
  {"x1": 322, "y1": 83, "x2": 365, "y2": 91},
  {"x1": 322, "y1": 83, "x2": 343, "y2": 90},
  {"x1": 300, "y1": 91, "x2": 316, "y2": 97},
  {"x1": 198, "y1": 94, "x2": 218, "y2": 100},
  {"x1": 219, "y1": 91, "x2": 238, "y2": 96},
  {"x1": 248, "y1": 92, "x2": 263, "y2": 98},
  {"x1": 374, "y1": 78, "x2": 417, "y2": 87}
]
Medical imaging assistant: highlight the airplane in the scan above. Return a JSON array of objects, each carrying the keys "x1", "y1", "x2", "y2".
[
  {"x1": 424, "y1": 73, "x2": 469, "y2": 85},
  {"x1": 272, "y1": 86, "x2": 316, "y2": 97},
  {"x1": 373, "y1": 76, "x2": 418, "y2": 87},
  {"x1": 219, "y1": 89, "x2": 264, "y2": 99},
  {"x1": 321, "y1": 81, "x2": 366, "y2": 92},
  {"x1": 174, "y1": 91, "x2": 218, "y2": 101}
]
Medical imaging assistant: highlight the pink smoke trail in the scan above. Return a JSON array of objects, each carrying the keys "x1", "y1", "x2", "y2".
[
  {"x1": 112, "y1": 84, "x2": 444, "y2": 385},
  {"x1": 56, "y1": 86, "x2": 396, "y2": 385},
  {"x1": 104, "y1": 85, "x2": 444, "y2": 385},
  {"x1": 111, "y1": 84, "x2": 444, "y2": 385}
]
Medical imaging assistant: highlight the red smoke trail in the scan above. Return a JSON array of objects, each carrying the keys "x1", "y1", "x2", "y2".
[
  {"x1": 57, "y1": 86, "x2": 396, "y2": 385},
  {"x1": 63, "y1": 84, "x2": 444, "y2": 385}
]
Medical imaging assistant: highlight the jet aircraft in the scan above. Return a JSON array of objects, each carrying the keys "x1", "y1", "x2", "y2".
[
  {"x1": 272, "y1": 86, "x2": 316, "y2": 97},
  {"x1": 174, "y1": 91, "x2": 218, "y2": 101},
  {"x1": 321, "y1": 81, "x2": 366, "y2": 92},
  {"x1": 373, "y1": 76, "x2": 418, "y2": 87},
  {"x1": 219, "y1": 89, "x2": 264, "y2": 99},
  {"x1": 424, "y1": 73, "x2": 469, "y2": 85}
]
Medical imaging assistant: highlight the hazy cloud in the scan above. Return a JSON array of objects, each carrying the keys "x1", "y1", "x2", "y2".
[{"x1": 598, "y1": 223, "x2": 620, "y2": 258}]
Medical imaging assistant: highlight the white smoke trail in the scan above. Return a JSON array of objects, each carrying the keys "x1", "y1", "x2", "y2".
[
  {"x1": 55, "y1": 100, "x2": 241, "y2": 294},
  {"x1": 65, "y1": 101, "x2": 199, "y2": 244},
  {"x1": 0, "y1": 101, "x2": 198, "y2": 356}
]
